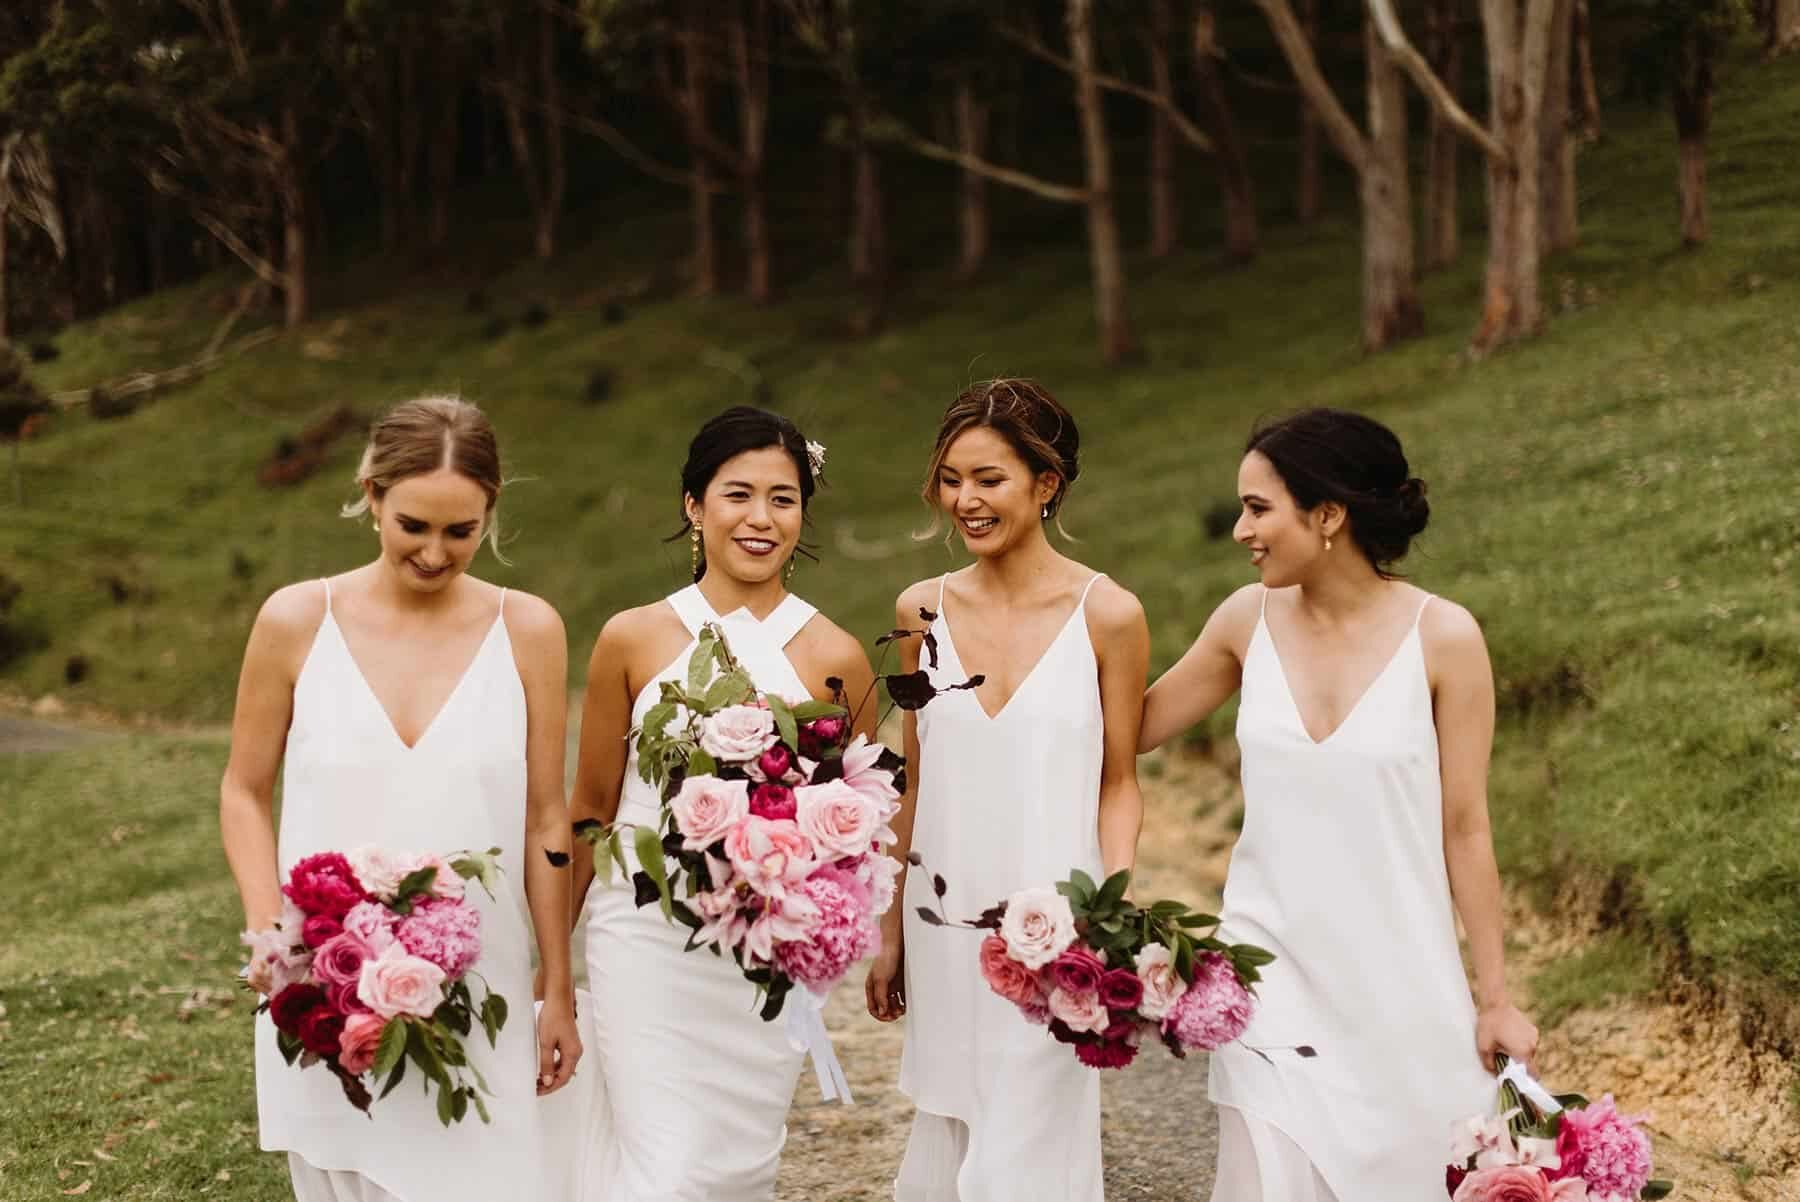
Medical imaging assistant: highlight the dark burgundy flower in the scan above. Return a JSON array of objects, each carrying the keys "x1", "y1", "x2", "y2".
[
  {"x1": 301, "y1": 914, "x2": 344, "y2": 949},
  {"x1": 1445, "y1": 1166, "x2": 1467, "y2": 1197},
  {"x1": 1075, "y1": 1038, "x2": 1139, "y2": 1069},
  {"x1": 1099, "y1": 968, "x2": 1145, "y2": 1012},
  {"x1": 749, "y1": 782, "x2": 797, "y2": 820},
  {"x1": 755, "y1": 744, "x2": 794, "y2": 782},
  {"x1": 297, "y1": 1007, "x2": 346, "y2": 1057},
  {"x1": 1049, "y1": 946, "x2": 1106, "y2": 995},
  {"x1": 799, "y1": 716, "x2": 848, "y2": 757},
  {"x1": 269, "y1": 983, "x2": 327, "y2": 1035}
]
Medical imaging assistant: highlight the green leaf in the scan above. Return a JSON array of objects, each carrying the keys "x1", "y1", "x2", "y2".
[
  {"x1": 452, "y1": 1088, "x2": 469, "y2": 1123},
  {"x1": 377, "y1": 1055, "x2": 408, "y2": 1100},
  {"x1": 765, "y1": 694, "x2": 801, "y2": 750},
  {"x1": 394, "y1": 865, "x2": 440, "y2": 903},
  {"x1": 639, "y1": 701, "x2": 677, "y2": 741},
  {"x1": 1640, "y1": 1181, "x2": 1674, "y2": 1200},
  {"x1": 1148, "y1": 899, "x2": 1188, "y2": 917},
  {"x1": 372, "y1": 1017, "x2": 407, "y2": 1078},
  {"x1": 1230, "y1": 943, "x2": 1277, "y2": 968},
  {"x1": 1061, "y1": 868, "x2": 1097, "y2": 910},
  {"x1": 634, "y1": 825, "x2": 675, "y2": 920},
  {"x1": 436, "y1": 1082, "x2": 456, "y2": 1126},
  {"x1": 471, "y1": 1090, "x2": 492, "y2": 1125},
  {"x1": 593, "y1": 835, "x2": 615, "y2": 887},
  {"x1": 1175, "y1": 912, "x2": 1222, "y2": 929},
  {"x1": 788, "y1": 700, "x2": 847, "y2": 722},
  {"x1": 1094, "y1": 869, "x2": 1132, "y2": 910},
  {"x1": 686, "y1": 747, "x2": 717, "y2": 779},
  {"x1": 687, "y1": 631, "x2": 716, "y2": 693},
  {"x1": 607, "y1": 828, "x2": 628, "y2": 887},
  {"x1": 704, "y1": 671, "x2": 754, "y2": 710}
]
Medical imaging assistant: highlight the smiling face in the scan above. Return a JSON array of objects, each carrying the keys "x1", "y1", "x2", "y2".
[
  {"x1": 935, "y1": 426, "x2": 1059, "y2": 558},
  {"x1": 1233, "y1": 450, "x2": 1340, "y2": 588},
  {"x1": 368, "y1": 467, "x2": 492, "y2": 593},
  {"x1": 687, "y1": 445, "x2": 805, "y2": 585}
]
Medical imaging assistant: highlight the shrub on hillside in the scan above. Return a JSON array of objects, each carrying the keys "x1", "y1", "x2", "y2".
[
  {"x1": 28, "y1": 341, "x2": 59, "y2": 363},
  {"x1": 89, "y1": 385, "x2": 140, "y2": 421}
]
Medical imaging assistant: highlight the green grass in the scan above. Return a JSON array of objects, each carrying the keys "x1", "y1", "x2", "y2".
[
  {"x1": 1527, "y1": 933, "x2": 1661, "y2": 1028},
  {"x1": 3, "y1": 41, "x2": 1800, "y2": 1196}
]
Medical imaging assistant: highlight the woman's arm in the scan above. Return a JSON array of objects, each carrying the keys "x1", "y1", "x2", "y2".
[
  {"x1": 1429, "y1": 601, "x2": 1539, "y2": 1073},
  {"x1": 1137, "y1": 584, "x2": 1259, "y2": 753},
  {"x1": 1092, "y1": 583, "x2": 1150, "y2": 878},
  {"x1": 506, "y1": 594, "x2": 581, "y2": 1095},
  {"x1": 220, "y1": 584, "x2": 320, "y2": 944},
  {"x1": 865, "y1": 582, "x2": 931, "y2": 1023},
  {"x1": 567, "y1": 614, "x2": 637, "y2": 929}
]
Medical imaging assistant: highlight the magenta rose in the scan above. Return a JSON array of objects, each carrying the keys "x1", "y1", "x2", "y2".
[
  {"x1": 1099, "y1": 968, "x2": 1145, "y2": 1012},
  {"x1": 357, "y1": 946, "x2": 448, "y2": 1019},
  {"x1": 336, "y1": 1012, "x2": 388, "y2": 1075},
  {"x1": 300, "y1": 913, "x2": 344, "y2": 949},
  {"x1": 1049, "y1": 945, "x2": 1106, "y2": 996},
  {"x1": 798, "y1": 715, "x2": 848, "y2": 757},
  {"x1": 980, "y1": 934, "x2": 1047, "y2": 1009},
  {"x1": 297, "y1": 1007, "x2": 346, "y2": 1057},
  {"x1": 311, "y1": 932, "x2": 376, "y2": 989},
  {"x1": 283, "y1": 852, "x2": 367, "y2": 919},
  {"x1": 670, "y1": 774, "x2": 750, "y2": 850},
  {"x1": 269, "y1": 983, "x2": 326, "y2": 1035},
  {"x1": 752, "y1": 743, "x2": 795, "y2": 783},
  {"x1": 1452, "y1": 1165, "x2": 1553, "y2": 1202},
  {"x1": 327, "y1": 978, "x2": 370, "y2": 1016},
  {"x1": 794, "y1": 779, "x2": 881, "y2": 858},
  {"x1": 1047, "y1": 985, "x2": 1109, "y2": 1034},
  {"x1": 749, "y1": 782, "x2": 797, "y2": 821},
  {"x1": 724, "y1": 816, "x2": 816, "y2": 897}
]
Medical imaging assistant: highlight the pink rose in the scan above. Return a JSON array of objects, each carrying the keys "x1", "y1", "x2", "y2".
[
  {"x1": 341, "y1": 901, "x2": 399, "y2": 953},
  {"x1": 699, "y1": 704, "x2": 779, "y2": 761},
  {"x1": 1452, "y1": 1165, "x2": 1553, "y2": 1202},
  {"x1": 1133, "y1": 943, "x2": 1188, "y2": 1021},
  {"x1": 749, "y1": 782, "x2": 797, "y2": 821},
  {"x1": 337, "y1": 1012, "x2": 388, "y2": 1075},
  {"x1": 311, "y1": 932, "x2": 377, "y2": 989},
  {"x1": 997, "y1": 887, "x2": 1076, "y2": 969},
  {"x1": 1049, "y1": 945, "x2": 1107, "y2": 995},
  {"x1": 794, "y1": 779, "x2": 881, "y2": 858},
  {"x1": 345, "y1": 845, "x2": 412, "y2": 898},
  {"x1": 327, "y1": 978, "x2": 370, "y2": 1016},
  {"x1": 408, "y1": 853, "x2": 465, "y2": 901},
  {"x1": 723, "y1": 817, "x2": 816, "y2": 897},
  {"x1": 301, "y1": 913, "x2": 344, "y2": 949},
  {"x1": 838, "y1": 734, "x2": 900, "y2": 816},
  {"x1": 1099, "y1": 968, "x2": 1145, "y2": 1012},
  {"x1": 670, "y1": 775, "x2": 750, "y2": 850},
  {"x1": 1048, "y1": 986, "x2": 1110, "y2": 1034},
  {"x1": 1017, "y1": 998, "x2": 1052, "y2": 1026},
  {"x1": 980, "y1": 934, "x2": 1047, "y2": 1009},
  {"x1": 356, "y1": 946, "x2": 447, "y2": 1019}
]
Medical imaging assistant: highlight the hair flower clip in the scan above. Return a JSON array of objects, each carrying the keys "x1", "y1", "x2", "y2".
[{"x1": 805, "y1": 439, "x2": 827, "y2": 479}]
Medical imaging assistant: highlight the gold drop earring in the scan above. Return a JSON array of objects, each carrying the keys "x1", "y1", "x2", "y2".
[
  {"x1": 690, "y1": 524, "x2": 702, "y2": 575},
  {"x1": 1324, "y1": 535, "x2": 1333, "y2": 552},
  {"x1": 784, "y1": 555, "x2": 797, "y2": 583}
]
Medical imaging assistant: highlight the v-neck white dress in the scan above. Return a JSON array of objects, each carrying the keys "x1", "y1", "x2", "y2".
[
  {"x1": 580, "y1": 584, "x2": 819, "y2": 1202},
  {"x1": 896, "y1": 573, "x2": 1107, "y2": 1202},
  {"x1": 1208, "y1": 587, "x2": 1492, "y2": 1200},
  {"x1": 257, "y1": 579, "x2": 552, "y2": 1202}
]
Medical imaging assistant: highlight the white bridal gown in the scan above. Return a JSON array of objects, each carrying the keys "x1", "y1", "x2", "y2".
[
  {"x1": 1209, "y1": 587, "x2": 1494, "y2": 1201},
  {"x1": 256, "y1": 580, "x2": 554, "y2": 1201},
  {"x1": 897, "y1": 573, "x2": 1108, "y2": 1202},
  {"x1": 581, "y1": 584, "x2": 821, "y2": 1202}
]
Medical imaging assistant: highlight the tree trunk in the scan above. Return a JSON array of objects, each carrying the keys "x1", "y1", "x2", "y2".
[
  {"x1": 1422, "y1": 0, "x2": 1461, "y2": 270},
  {"x1": 953, "y1": 76, "x2": 990, "y2": 280},
  {"x1": 1147, "y1": 0, "x2": 1179, "y2": 258},
  {"x1": 0, "y1": 208, "x2": 9, "y2": 344},
  {"x1": 1297, "y1": 0, "x2": 1323, "y2": 223},
  {"x1": 849, "y1": 138, "x2": 885, "y2": 286},
  {"x1": 676, "y1": 6, "x2": 717, "y2": 296},
  {"x1": 1195, "y1": 6, "x2": 1258, "y2": 264},
  {"x1": 1539, "y1": 0, "x2": 1577, "y2": 253},
  {"x1": 1673, "y1": 41, "x2": 1712, "y2": 246},
  {"x1": 1769, "y1": 0, "x2": 1800, "y2": 53},
  {"x1": 427, "y1": 77, "x2": 458, "y2": 249},
  {"x1": 493, "y1": 10, "x2": 561, "y2": 261},
  {"x1": 1362, "y1": 17, "x2": 1422, "y2": 349},
  {"x1": 1473, "y1": 0, "x2": 1554, "y2": 352},
  {"x1": 1574, "y1": 0, "x2": 1601, "y2": 137},
  {"x1": 536, "y1": 8, "x2": 564, "y2": 262},
  {"x1": 1069, "y1": 0, "x2": 1136, "y2": 364},
  {"x1": 732, "y1": 0, "x2": 774, "y2": 303}
]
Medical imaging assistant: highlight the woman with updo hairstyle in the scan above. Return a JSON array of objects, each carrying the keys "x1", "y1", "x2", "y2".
[
  {"x1": 1139, "y1": 408, "x2": 1537, "y2": 1201},
  {"x1": 867, "y1": 379, "x2": 1149, "y2": 1201},
  {"x1": 221, "y1": 396, "x2": 582, "y2": 1202},
  {"x1": 567, "y1": 405, "x2": 877, "y2": 1201}
]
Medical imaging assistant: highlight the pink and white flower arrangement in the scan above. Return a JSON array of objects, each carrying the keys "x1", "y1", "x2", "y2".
[
  {"x1": 241, "y1": 846, "x2": 508, "y2": 1124},
  {"x1": 1445, "y1": 1056, "x2": 1671, "y2": 1201},
  {"x1": 917, "y1": 862, "x2": 1287, "y2": 1071}
]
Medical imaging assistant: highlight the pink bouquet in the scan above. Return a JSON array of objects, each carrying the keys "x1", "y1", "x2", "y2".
[
  {"x1": 917, "y1": 864, "x2": 1295, "y2": 1070},
  {"x1": 576, "y1": 622, "x2": 949, "y2": 1020},
  {"x1": 1445, "y1": 1055, "x2": 1672, "y2": 1200},
  {"x1": 242, "y1": 846, "x2": 508, "y2": 1124}
]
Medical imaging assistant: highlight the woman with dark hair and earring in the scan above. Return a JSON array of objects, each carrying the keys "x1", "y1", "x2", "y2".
[
  {"x1": 865, "y1": 379, "x2": 1150, "y2": 1202},
  {"x1": 1138, "y1": 408, "x2": 1537, "y2": 1201},
  {"x1": 567, "y1": 406, "x2": 877, "y2": 1202}
]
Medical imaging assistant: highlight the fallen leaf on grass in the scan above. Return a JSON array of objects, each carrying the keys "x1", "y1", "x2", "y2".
[{"x1": 62, "y1": 1183, "x2": 91, "y2": 1196}]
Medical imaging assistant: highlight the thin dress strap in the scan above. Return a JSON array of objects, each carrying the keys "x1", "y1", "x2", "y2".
[
  {"x1": 1410, "y1": 592, "x2": 1434, "y2": 629},
  {"x1": 321, "y1": 576, "x2": 333, "y2": 614},
  {"x1": 936, "y1": 573, "x2": 949, "y2": 611},
  {"x1": 497, "y1": 587, "x2": 508, "y2": 618},
  {"x1": 1258, "y1": 584, "x2": 1269, "y2": 622},
  {"x1": 1077, "y1": 573, "x2": 1106, "y2": 607}
]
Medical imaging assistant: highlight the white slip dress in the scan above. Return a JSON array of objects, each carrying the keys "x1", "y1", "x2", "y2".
[
  {"x1": 257, "y1": 580, "x2": 555, "y2": 1202},
  {"x1": 1208, "y1": 587, "x2": 1494, "y2": 1201},
  {"x1": 896, "y1": 573, "x2": 1108, "y2": 1202},
  {"x1": 580, "y1": 584, "x2": 819, "y2": 1202}
]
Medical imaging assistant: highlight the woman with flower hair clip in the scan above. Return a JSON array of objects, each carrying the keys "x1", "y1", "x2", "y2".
[
  {"x1": 567, "y1": 406, "x2": 878, "y2": 1201},
  {"x1": 867, "y1": 379, "x2": 1150, "y2": 1201}
]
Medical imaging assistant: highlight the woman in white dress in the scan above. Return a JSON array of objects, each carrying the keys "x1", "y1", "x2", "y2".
[
  {"x1": 1138, "y1": 408, "x2": 1539, "y2": 1201},
  {"x1": 568, "y1": 406, "x2": 877, "y2": 1202},
  {"x1": 221, "y1": 396, "x2": 582, "y2": 1201},
  {"x1": 865, "y1": 379, "x2": 1149, "y2": 1202}
]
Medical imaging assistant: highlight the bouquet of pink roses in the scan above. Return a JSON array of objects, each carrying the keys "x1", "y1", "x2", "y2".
[
  {"x1": 916, "y1": 863, "x2": 1292, "y2": 1070},
  {"x1": 242, "y1": 846, "x2": 509, "y2": 1125},
  {"x1": 576, "y1": 622, "x2": 923, "y2": 1022},
  {"x1": 1445, "y1": 1054, "x2": 1672, "y2": 1201}
]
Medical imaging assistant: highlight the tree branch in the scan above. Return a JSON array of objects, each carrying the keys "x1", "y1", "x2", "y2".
[
  {"x1": 477, "y1": 79, "x2": 729, "y2": 194},
  {"x1": 996, "y1": 22, "x2": 1214, "y2": 154},
  {"x1": 1366, "y1": 0, "x2": 1511, "y2": 163},
  {"x1": 866, "y1": 116, "x2": 1088, "y2": 204},
  {"x1": 1250, "y1": 0, "x2": 1370, "y2": 172}
]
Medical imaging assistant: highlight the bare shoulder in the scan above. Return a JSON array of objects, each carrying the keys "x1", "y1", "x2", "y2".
[
  {"x1": 896, "y1": 575, "x2": 946, "y2": 621},
  {"x1": 497, "y1": 588, "x2": 566, "y2": 651},
  {"x1": 795, "y1": 609, "x2": 874, "y2": 676},
  {"x1": 1204, "y1": 582, "x2": 1265, "y2": 649},
  {"x1": 1084, "y1": 575, "x2": 1146, "y2": 637},
  {"x1": 594, "y1": 598, "x2": 683, "y2": 651},
  {"x1": 255, "y1": 579, "x2": 330, "y2": 644},
  {"x1": 1418, "y1": 595, "x2": 1486, "y2": 653}
]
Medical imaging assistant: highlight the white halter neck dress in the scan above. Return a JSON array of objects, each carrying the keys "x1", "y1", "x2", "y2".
[
  {"x1": 256, "y1": 579, "x2": 552, "y2": 1202},
  {"x1": 896, "y1": 572, "x2": 1108, "y2": 1202},
  {"x1": 581, "y1": 584, "x2": 820, "y2": 1202},
  {"x1": 1209, "y1": 587, "x2": 1493, "y2": 1200}
]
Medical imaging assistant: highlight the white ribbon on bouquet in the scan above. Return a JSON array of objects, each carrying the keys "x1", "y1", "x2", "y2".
[
  {"x1": 1496, "y1": 1059, "x2": 1564, "y2": 1116},
  {"x1": 784, "y1": 988, "x2": 853, "y2": 1105}
]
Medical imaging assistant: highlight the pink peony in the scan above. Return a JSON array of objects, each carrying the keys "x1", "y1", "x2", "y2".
[
  {"x1": 1134, "y1": 943, "x2": 1188, "y2": 1022},
  {"x1": 1453, "y1": 1165, "x2": 1554, "y2": 1202},
  {"x1": 998, "y1": 887, "x2": 1077, "y2": 969},
  {"x1": 1049, "y1": 945, "x2": 1107, "y2": 996},
  {"x1": 312, "y1": 932, "x2": 378, "y2": 989},
  {"x1": 980, "y1": 934, "x2": 1048, "y2": 1009},
  {"x1": 341, "y1": 901, "x2": 399, "y2": 953},
  {"x1": 397, "y1": 898, "x2": 482, "y2": 978},
  {"x1": 749, "y1": 782, "x2": 797, "y2": 821},
  {"x1": 724, "y1": 816, "x2": 816, "y2": 897},
  {"x1": 775, "y1": 872, "x2": 876, "y2": 991},
  {"x1": 670, "y1": 775, "x2": 750, "y2": 850},
  {"x1": 1048, "y1": 986, "x2": 1110, "y2": 1034},
  {"x1": 357, "y1": 946, "x2": 448, "y2": 1019},
  {"x1": 699, "y1": 704, "x2": 779, "y2": 761},
  {"x1": 794, "y1": 779, "x2": 881, "y2": 858},
  {"x1": 838, "y1": 734, "x2": 901, "y2": 816},
  {"x1": 301, "y1": 913, "x2": 344, "y2": 949},
  {"x1": 1554, "y1": 1096, "x2": 1652, "y2": 1199},
  {"x1": 283, "y1": 852, "x2": 367, "y2": 919},
  {"x1": 337, "y1": 1013, "x2": 388, "y2": 1075},
  {"x1": 1547, "y1": 1182, "x2": 1587, "y2": 1200},
  {"x1": 1162, "y1": 952, "x2": 1253, "y2": 1051},
  {"x1": 859, "y1": 852, "x2": 902, "y2": 918}
]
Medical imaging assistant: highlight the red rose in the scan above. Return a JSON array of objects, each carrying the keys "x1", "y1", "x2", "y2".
[
  {"x1": 799, "y1": 716, "x2": 847, "y2": 757},
  {"x1": 269, "y1": 983, "x2": 327, "y2": 1034},
  {"x1": 283, "y1": 852, "x2": 368, "y2": 919},
  {"x1": 297, "y1": 1007, "x2": 346, "y2": 1057},
  {"x1": 301, "y1": 914, "x2": 344, "y2": 949},
  {"x1": 1099, "y1": 968, "x2": 1145, "y2": 1011},
  {"x1": 749, "y1": 782, "x2": 797, "y2": 821}
]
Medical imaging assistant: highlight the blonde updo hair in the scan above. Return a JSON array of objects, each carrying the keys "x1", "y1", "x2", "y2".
[{"x1": 341, "y1": 395, "x2": 508, "y2": 560}]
